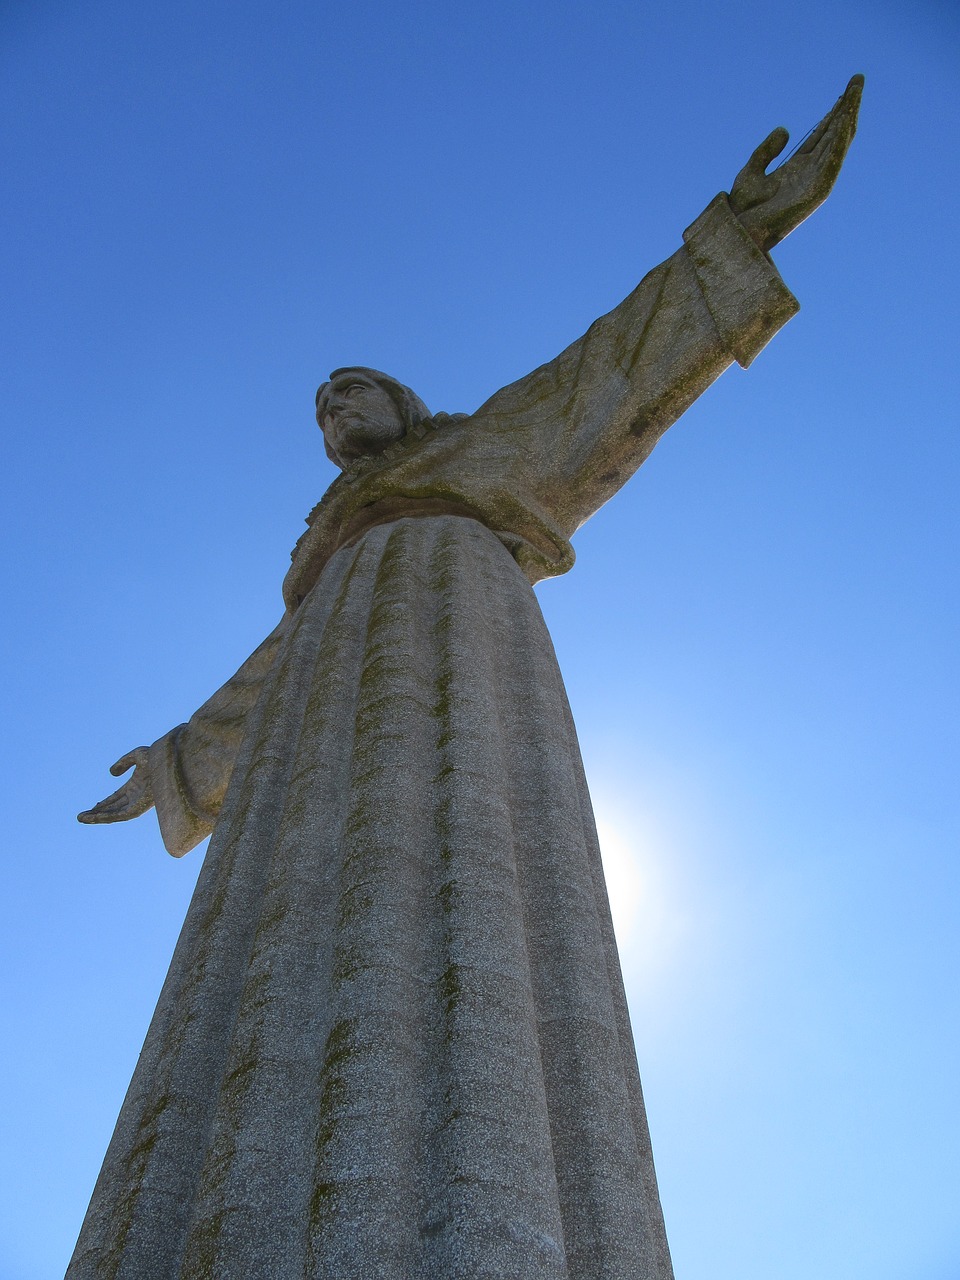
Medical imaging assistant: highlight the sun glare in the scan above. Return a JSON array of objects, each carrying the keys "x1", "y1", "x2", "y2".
[
  {"x1": 595, "y1": 817, "x2": 644, "y2": 942},
  {"x1": 592, "y1": 801, "x2": 693, "y2": 997}
]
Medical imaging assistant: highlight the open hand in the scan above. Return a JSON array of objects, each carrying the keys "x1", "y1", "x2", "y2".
[
  {"x1": 78, "y1": 748, "x2": 154, "y2": 825},
  {"x1": 730, "y1": 74, "x2": 863, "y2": 252}
]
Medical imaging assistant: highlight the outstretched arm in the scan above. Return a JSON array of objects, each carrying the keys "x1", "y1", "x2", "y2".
[
  {"x1": 473, "y1": 77, "x2": 863, "y2": 535},
  {"x1": 78, "y1": 614, "x2": 291, "y2": 857}
]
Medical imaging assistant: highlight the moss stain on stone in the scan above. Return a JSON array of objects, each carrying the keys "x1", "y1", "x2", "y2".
[
  {"x1": 436, "y1": 962, "x2": 462, "y2": 1017},
  {"x1": 435, "y1": 879, "x2": 460, "y2": 915},
  {"x1": 255, "y1": 894, "x2": 288, "y2": 937},
  {"x1": 308, "y1": 1179, "x2": 340, "y2": 1234},
  {"x1": 100, "y1": 1089, "x2": 174, "y2": 1279},
  {"x1": 331, "y1": 945, "x2": 367, "y2": 985},
  {"x1": 183, "y1": 1208, "x2": 227, "y2": 1279},
  {"x1": 308, "y1": 1014, "x2": 367, "y2": 1237},
  {"x1": 336, "y1": 880, "x2": 374, "y2": 929}
]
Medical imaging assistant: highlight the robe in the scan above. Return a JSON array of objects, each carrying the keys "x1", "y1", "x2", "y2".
[{"x1": 68, "y1": 194, "x2": 799, "y2": 1280}]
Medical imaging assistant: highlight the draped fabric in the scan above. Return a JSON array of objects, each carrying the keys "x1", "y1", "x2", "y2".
[{"x1": 69, "y1": 516, "x2": 673, "y2": 1279}]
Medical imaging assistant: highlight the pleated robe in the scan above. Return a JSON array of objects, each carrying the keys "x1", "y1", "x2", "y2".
[{"x1": 68, "y1": 194, "x2": 799, "y2": 1279}]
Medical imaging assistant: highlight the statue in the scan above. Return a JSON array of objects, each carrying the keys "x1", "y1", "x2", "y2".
[{"x1": 70, "y1": 78, "x2": 863, "y2": 1280}]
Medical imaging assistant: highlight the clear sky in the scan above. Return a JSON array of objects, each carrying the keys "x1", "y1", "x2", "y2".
[{"x1": 1, "y1": 1, "x2": 958, "y2": 1277}]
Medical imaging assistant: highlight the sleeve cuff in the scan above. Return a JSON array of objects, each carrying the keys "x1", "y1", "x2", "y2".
[
  {"x1": 149, "y1": 726, "x2": 214, "y2": 858},
  {"x1": 683, "y1": 193, "x2": 800, "y2": 368}
]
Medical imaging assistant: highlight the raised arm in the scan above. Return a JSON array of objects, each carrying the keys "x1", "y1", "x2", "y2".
[
  {"x1": 472, "y1": 76, "x2": 863, "y2": 535},
  {"x1": 78, "y1": 615, "x2": 290, "y2": 857}
]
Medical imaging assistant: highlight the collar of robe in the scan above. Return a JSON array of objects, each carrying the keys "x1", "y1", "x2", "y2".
[
  {"x1": 321, "y1": 411, "x2": 469, "y2": 501},
  {"x1": 284, "y1": 410, "x2": 476, "y2": 610}
]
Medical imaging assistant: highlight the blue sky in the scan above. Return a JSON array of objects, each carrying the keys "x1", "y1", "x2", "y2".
[{"x1": 1, "y1": 1, "x2": 958, "y2": 1276}]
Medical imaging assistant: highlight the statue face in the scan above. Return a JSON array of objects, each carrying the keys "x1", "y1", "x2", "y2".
[{"x1": 317, "y1": 372, "x2": 406, "y2": 465}]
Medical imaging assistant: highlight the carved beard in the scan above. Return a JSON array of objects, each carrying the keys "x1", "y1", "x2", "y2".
[{"x1": 325, "y1": 412, "x2": 407, "y2": 466}]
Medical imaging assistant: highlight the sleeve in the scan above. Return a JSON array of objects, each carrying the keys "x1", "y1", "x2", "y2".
[
  {"x1": 146, "y1": 615, "x2": 290, "y2": 857},
  {"x1": 470, "y1": 193, "x2": 799, "y2": 534}
]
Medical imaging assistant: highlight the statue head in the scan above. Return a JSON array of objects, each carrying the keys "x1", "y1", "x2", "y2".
[{"x1": 315, "y1": 367, "x2": 432, "y2": 469}]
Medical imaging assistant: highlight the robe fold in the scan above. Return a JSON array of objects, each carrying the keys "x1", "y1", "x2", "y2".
[{"x1": 68, "y1": 194, "x2": 798, "y2": 1279}]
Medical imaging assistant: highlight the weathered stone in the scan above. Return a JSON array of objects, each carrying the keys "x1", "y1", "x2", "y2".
[{"x1": 72, "y1": 78, "x2": 862, "y2": 1279}]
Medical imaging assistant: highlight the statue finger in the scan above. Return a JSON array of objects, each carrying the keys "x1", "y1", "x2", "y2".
[
  {"x1": 78, "y1": 807, "x2": 114, "y2": 824},
  {"x1": 824, "y1": 74, "x2": 862, "y2": 117},
  {"x1": 832, "y1": 74, "x2": 863, "y2": 143},
  {"x1": 78, "y1": 783, "x2": 151, "y2": 823},
  {"x1": 844, "y1": 73, "x2": 865, "y2": 107},
  {"x1": 748, "y1": 126, "x2": 789, "y2": 174},
  {"x1": 110, "y1": 747, "x2": 147, "y2": 777},
  {"x1": 796, "y1": 114, "x2": 831, "y2": 156},
  {"x1": 799, "y1": 75, "x2": 863, "y2": 156},
  {"x1": 800, "y1": 111, "x2": 858, "y2": 195},
  {"x1": 78, "y1": 795, "x2": 129, "y2": 823}
]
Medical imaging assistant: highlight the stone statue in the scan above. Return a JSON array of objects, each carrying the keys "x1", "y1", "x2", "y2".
[{"x1": 71, "y1": 78, "x2": 862, "y2": 1280}]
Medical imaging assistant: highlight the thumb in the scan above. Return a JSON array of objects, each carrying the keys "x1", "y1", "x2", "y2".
[
  {"x1": 748, "y1": 126, "x2": 789, "y2": 174},
  {"x1": 110, "y1": 747, "x2": 148, "y2": 777}
]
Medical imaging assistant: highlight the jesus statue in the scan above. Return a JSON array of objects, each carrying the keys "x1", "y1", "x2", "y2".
[{"x1": 71, "y1": 77, "x2": 862, "y2": 1280}]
